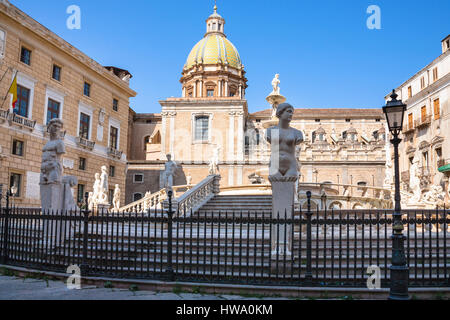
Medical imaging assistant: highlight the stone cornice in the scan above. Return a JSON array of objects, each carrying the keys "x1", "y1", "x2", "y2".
[{"x1": 0, "y1": 1, "x2": 137, "y2": 97}]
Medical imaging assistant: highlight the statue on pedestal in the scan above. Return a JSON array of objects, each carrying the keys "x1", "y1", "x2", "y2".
[
  {"x1": 99, "y1": 165, "x2": 109, "y2": 205},
  {"x1": 271, "y1": 74, "x2": 280, "y2": 96},
  {"x1": 162, "y1": 154, "x2": 177, "y2": 191},
  {"x1": 209, "y1": 146, "x2": 220, "y2": 175},
  {"x1": 265, "y1": 103, "x2": 304, "y2": 259},
  {"x1": 40, "y1": 119, "x2": 65, "y2": 185}
]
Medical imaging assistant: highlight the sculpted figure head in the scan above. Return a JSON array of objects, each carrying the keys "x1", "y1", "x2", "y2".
[
  {"x1": 47, "y1": 118, "x2": 64, "y2": 139},
  {"x1": 276, "y1": 103, "x2": 294, "y2": 122}
]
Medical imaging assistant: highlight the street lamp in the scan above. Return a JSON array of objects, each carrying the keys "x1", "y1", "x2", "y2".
[{"x1": 383, "y1": 90, "x2": 409, "y2": 300}]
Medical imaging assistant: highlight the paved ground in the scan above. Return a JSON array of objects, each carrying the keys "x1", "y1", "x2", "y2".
[{"x1": 0, "y1": 275, "x2": 291, "y2": 300}]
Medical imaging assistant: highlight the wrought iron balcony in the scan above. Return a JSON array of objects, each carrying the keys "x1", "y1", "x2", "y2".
[
  {"x1": 75, "y1": 136, "x2": 95, "y2": 150},
  {"x1": 415, "y1": 115, "x2": 432, "y2": 129},
  {"x1": 107, "y1": 147, "x2": 123, "y2": 159}
]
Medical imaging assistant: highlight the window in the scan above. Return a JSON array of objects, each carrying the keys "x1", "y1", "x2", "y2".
[
  {"x1": 46, "y1": 99, "x2": 60, "y2": 124},
  {"x1": 20, "y1": 47, "x2": 31, "y2": 65},
  {"x1": 342, "y1": 131, "x2": 348, "y2": 140},
  {"x1": 315, "y1": 119, "x2": 321, "y2": 123},
  {"x1": 195, "y1": 116, "x2": 209, "y2": 142},
  {"x1": 109, "y1": 126, "x2": 119, "y2": 149},
  {"x1": 12, "y1": 139, "x2": 24, "y2": 156},
  {"x1": 79, "y1": 157, "x2": 86, "y2": 171},
  {"x1": 408, "y1": 113, "x2": 413, "y2": 129},
  {"x1": 420, "y1": 106, "x2": 427, "y2": 122},
  {"x1": 229, "y1": 90, "x2": 236, "y2": 97},
  {"x1": 9, "y1": 173, "x2": 22, "y2": 197},
  {"x1": 79, "y1": 113, "x2": 91, "y2": 139},
  {"x1": 345, "y1": 119, "x2": 351, "y2": 122},
  {"x1": 207, "y1": 89, "x2": 214, "y2": 97},
  {"x1": 15, "y1": 85, "x2": 30, "y2": 118},
  {"x1": 134, "y1": 174, "x2": 144, "y2": 183},
  {"x1": 433, "y1": 67, "x2": 438, "y2": 82},
  {"x1": 423, "y1": 152, "x2": 429, "y2": 169},
  {"x1": 52, "y1": 65, "x2": 61, "y2": 81},
  {"x1": 133, "y1": 193, "x2": 143, "y2": 202},
  {"x1": 83, "y1": 82, "x2": 91, "y2": 97},
  {"x1": 420, "y1": 77, "x2": 425, "y2": 89},
  {"x1": 375, "y1": 119, "x2": 381, "y2": 122},
  {"x1": 109, "y1": 165, "x2": 115, "y2": 178},
  {"x1": 109, "y1": 189, "x2": 114, "y2": 204},
  {"x1": 434, "y1": 98, "x2": 440, "y2": 120},
  {"x1": 77, "y1": 184, "x2": 85, "y2": 204},
  {"x1": 407, "y1": 86, "x2": 412, "y2": 98},
  {"x1": 112, "y1": 98, "x2": 118, "y2": 112}
]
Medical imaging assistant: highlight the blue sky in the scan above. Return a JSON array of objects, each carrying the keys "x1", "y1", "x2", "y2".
[{"x1": 11, "y1": 0, "x2": 450, "y2": 114}]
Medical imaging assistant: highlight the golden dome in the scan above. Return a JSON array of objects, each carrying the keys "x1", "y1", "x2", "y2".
[{"x1": 185, "y1": 33, "x2": 242, "y2": 70}]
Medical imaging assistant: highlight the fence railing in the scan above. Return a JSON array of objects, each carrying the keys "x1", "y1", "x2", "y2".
[{"x1": 0, "y1": 194, "x2": 449, "y2": 288}]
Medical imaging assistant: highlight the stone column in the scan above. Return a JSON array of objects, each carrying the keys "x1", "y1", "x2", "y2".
[
  {"x1": 161, "y1": 112, "x2": 168, "y2": 155},
  {"x1": 237, "y1": 111, "x2": 244, "y2": 162},
  {"x1": 228, "y1": 112, "x2": 236, "y2": 162}
]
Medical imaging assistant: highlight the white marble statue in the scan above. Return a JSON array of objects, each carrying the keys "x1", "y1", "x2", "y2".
[
  {"x1": 162, "y1": 154, "x2": 178, "y2": 191},
  {"x1": 266, "y1": 103, "x2": 304, "y2": 179},
  {"x1": 92, "y1": 172, "x2": 106, "y2": 206},
  {"x1": 186, "y1": 173, "x2": 192, "y2": 186},
  {"x1": 99, "y1": 165, "x2": 109, "y2": 204},
  {"x1": 384, "y1": 157, "x2": 394, "y2": 187},
  {"x1": 40, "y1": 119, "x2": 65, "y2": 185},
  {"x1": 422, "y1": 184, "x2": 445, "y2": 205},
  {"x1": 271, "y1": 74, "x2": 280, "y2": 96},
  {"x1": 209, "y1": 146, "x2": 220, "y2": 175},
  {"x1": 87, "y1": 192, "x2": 94, "y2": 211},
  {"x1": 112, "y1": 184, "x2": 121, "y2": 211},
  {"x1": 409, "y1": 157, "x2": 422, "y2": 204},
  {"x1": 39, "y1": 119, "x2": 78, "y2": 214}
]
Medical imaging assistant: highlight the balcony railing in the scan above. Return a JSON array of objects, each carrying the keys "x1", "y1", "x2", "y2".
[
  {"x1": 415, "y1": 115, "x2": 432, "y2": 129},
  {"x1": 75, "y1": 136, "x2": 95, "y2": 151},
  {"x1": 403, "y1": 123, "x2": 415, "y2": 134},
  {"x1": 0, "y1": 110, "x2": 36, "y2": 131},
  {"x1": 107, "y1": 147, "x2": 123, "y2": 159}
]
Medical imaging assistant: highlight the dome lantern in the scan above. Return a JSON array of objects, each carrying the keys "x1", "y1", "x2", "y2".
[{"x1": 206, "y1": 5, "x2": 225, "y2": 35}]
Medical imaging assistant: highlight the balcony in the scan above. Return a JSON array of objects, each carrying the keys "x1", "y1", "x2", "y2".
[
  {"x1": 415, "y1": 115, "x2": 432, "y2": 129},
  {"x1": 0, "y1": 110, "x2": 36, "y2": 131},
  {"x1": 75, "y1": 136, "x2": 95, "y2": 151},
  {"x1": 107, "y1": 147, "x2": 123, "y2": 160},
  {"x1": 403, "y1": 123, "x2": 415, "y2": 134}
]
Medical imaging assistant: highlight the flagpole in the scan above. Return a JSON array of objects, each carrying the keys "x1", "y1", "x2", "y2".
[{"x1": 0, "y1": 68, "x2": 16, "y2": 110}]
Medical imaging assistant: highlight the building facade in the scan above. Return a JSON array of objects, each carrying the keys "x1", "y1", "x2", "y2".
[
  {"x1": 390, "y1": 35, "x2": 450, "y2": 204},
  {"x1": 125, "y1": 6, "x2": 388, "y2": 205},
  {"x1": 0, "y1": 1, "x2": 136, "y2": 207}
]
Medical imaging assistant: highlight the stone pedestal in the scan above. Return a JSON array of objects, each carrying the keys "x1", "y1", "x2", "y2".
[
  {"x1": 40, "y1": 183, "x2": 64, "y2": 212},
  {"x1": 94, "y1": 203, "x2": 110, "y2": 215},
  {"x1": 269, "y1": 176, "x2": 296, "y2": 262}
]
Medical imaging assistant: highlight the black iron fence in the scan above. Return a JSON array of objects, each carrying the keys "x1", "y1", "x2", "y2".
[{"x1": 0, "y1": 194, "x2": 449, "y2": 288}]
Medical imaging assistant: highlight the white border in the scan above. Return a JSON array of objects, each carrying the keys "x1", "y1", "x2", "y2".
[
  {"x1": 43, "y1": 86, "x2": 66, "y2": 125},
  {"x1": 77, "y1": 102, "x2": 94, "y2": 140}
]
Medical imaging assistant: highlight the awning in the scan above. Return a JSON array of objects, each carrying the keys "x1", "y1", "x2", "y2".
[{"x1": 438, "y1": 164, "x2": 450, "y2": 173}]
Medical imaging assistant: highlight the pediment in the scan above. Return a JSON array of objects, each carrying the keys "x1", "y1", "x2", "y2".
[{"x1": 431, "y1": 135, "x2": 444, "y2": 146}]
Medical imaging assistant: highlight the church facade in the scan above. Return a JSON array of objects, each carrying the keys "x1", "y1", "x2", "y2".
[{"x1": 125, "y1": 6, "x2": 388, "y2": 205}]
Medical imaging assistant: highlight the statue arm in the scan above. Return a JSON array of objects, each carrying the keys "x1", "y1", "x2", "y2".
[
  {"x1": 57, "y1": 141, "x2": 66, "y2": 155},
  {"x1": 295, "y1": 129, "x2": 304, "y2": 145}
]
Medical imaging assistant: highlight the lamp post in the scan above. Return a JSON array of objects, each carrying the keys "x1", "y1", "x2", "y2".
[{"x1": 383, "y1": 90, "x2": 409, "y2": 300}]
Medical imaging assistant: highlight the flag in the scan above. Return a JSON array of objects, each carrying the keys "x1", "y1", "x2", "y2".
[{"x1": 8, "y1": 73, "x2": 17, "y2": 110}]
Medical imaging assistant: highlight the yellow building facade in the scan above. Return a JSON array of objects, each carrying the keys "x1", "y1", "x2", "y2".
[{"x1": 0, "y1": 1, "x2": 136, "y2": 207}]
